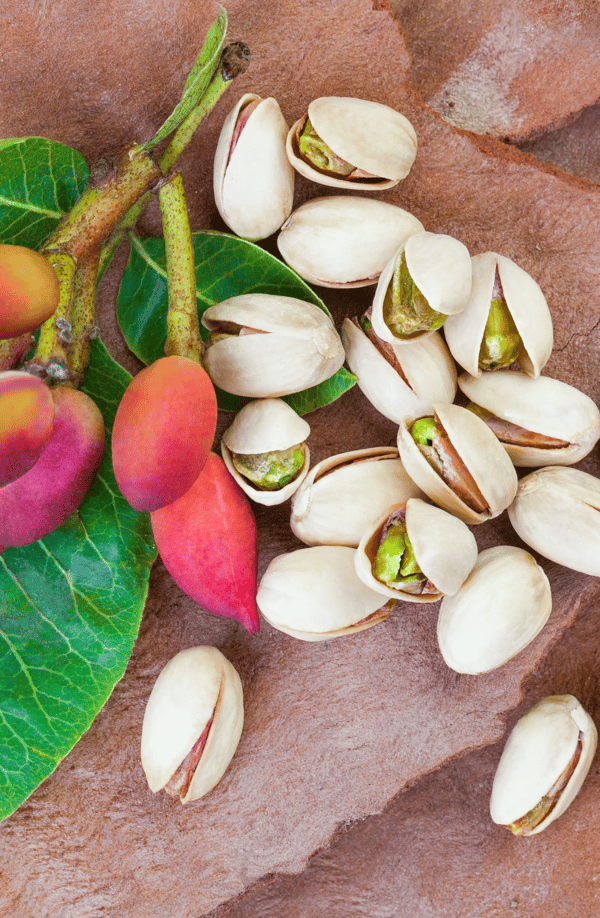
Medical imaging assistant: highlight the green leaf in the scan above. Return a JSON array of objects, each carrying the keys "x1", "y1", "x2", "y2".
[
  {"x1": 0, "y1": 340, "x2": 156, "y2": 822},
  {"x1": 0, "y1": 137, "x2": 89, "y2": 249},
  {"x1": 117, "y1": 230, "x2": 355, "y2": 414},
  {"x1": 141, "y1": 8, "x2": 228, "y2": 151}
]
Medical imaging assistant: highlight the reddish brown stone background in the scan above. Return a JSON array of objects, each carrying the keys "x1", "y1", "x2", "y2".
[{"x1": 2, "y1": 1, "x2": 600, "y2": 916}]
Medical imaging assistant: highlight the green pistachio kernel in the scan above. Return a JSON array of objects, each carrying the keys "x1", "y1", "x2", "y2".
[
  {"x1": 410, "y1": 416, "x2": 439, "y2": 446},
  {"x1": 478, "y1": 297, "x2": 522, "y2": 370},
  {"x1": 232, "y1": 445, "x2": 305, "y2": 491},
  {"x1": 382, "y1": 251, "x2": 446, "y2": 339},
  {"x1": 298, "y1": 117, "x2": 356, "y2": 177},
  {"x1": 373, "y1": 522, "x2": 424, "y2": 586}
]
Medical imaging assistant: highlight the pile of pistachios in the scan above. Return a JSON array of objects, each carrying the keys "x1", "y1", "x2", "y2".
[{"x1": 142, "y1": 93, "x2": 600, "y2": 835}]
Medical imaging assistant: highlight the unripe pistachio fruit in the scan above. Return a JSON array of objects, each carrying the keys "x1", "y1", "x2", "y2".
[
  {"x1": 286, "y1": 96, "x2": 417, "y2": 190},
  {"x1": 490, "y1": 695, "x2": 597, "y2": 835},
  {"x1": 141, "y1": 646, "x2": 244, "y2": 804},
  {"x1": 214, "y1": 93, "x2": 295, "y2": 240},
  {"x1": 0, "y1": 244, "x2": 60, "y2": 338}
]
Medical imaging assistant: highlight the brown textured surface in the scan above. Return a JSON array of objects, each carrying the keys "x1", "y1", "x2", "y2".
[{"x1": 2, "y1": 1, "x2": 600, "y2": 917}]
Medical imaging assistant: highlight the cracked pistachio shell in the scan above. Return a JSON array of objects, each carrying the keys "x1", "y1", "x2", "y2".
[
  {"x1": 201, "y1": 294, "x2": 345, "y2": 397},
  {"x1": 437, "y1": 546, "x2": 552, "y2": 674},
  {"x1": 355, "y1": 497, "x2": 478, "y2": 602},
  {"x1": 290, "y1": 446, "x2": 423, "y2": 547},
  {"x1": 397, "y1": 402, "x2": 518, "y2": 525},
  {"x1": 490, "y1": 695, "x2": 597, "y2": 835},
  {"x1": 341, "y1": 319, "x2": 457, "y2": 424},
  {"x1": 213, "y1": 93, "x2": 295, "y2": 240},
  {"x1": 458, "y1": 370, "x2": 600, "y2": 467},
  {"x1": 286, "y1": 96, "x2": 417, "y2": 190},
  {"x1": 277, "y1": 195, "x2": 424, "y2": 288},
  {"x1": 257, "y1": 545, "x2": 392, "y2": 641},
  {"x1": 443, "y1": 251, "x2": 553, "y2": 378},
  {"x1": 141, "y1": 646, "x2": 244, "y2": 804},
  {"x1": 370, "y1": 231, "x2": 472, "y2": 345},
  {"x1": 221, "y1": 398, "x2": 310, "y2": 506},
  {"x1": 508, "y1": 466, "x2": 600, "y2": 576}
]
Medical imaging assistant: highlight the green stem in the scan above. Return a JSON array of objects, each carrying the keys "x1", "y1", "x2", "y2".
[
  {"x1": 159, "y1": 172, "x2": 202, "y2": 362},
  {"x1": 0, "y1": 334, "x2": 36, "y2": 372},
  {"x1": 25, "y1": 252, "x2": 77, "y2": 380},
  {"x1": 65, "y1": 249, "x2": 102, "y2": 389}
]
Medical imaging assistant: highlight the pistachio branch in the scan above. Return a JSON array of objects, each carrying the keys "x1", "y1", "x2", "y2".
[
  {"x1": 25, "y1": 252, "x2": 77, "y2": 381},
  {"x1": 0, "y1": 334, "x2": 35, "y2": 373},
  {"x1": 65, "y1": 249, "x2": 102, "y2": 388}
]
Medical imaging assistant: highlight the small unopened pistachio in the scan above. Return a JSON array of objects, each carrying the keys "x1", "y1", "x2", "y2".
[
  {"x1": 490, "y1": 695, "x2": 597, "y2": 835},
  {"x1": 140, "y1": 646, "x2": 244, "y2": 803}
]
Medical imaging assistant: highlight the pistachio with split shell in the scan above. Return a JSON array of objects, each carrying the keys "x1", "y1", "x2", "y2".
[
  {"x1": 397, "y1": 402, "x2": 518, "y2": 525},
  {"x1": 437, "y1": 546, "x2": 552, "y2": 674},
  {"x1": 213, "y1": 93, "x2": 295, "y2": 240},
  {"x1": 369, "y1": 231, "x2": 472, "y2": 344},
  {"x1": 490, "y1": 695, "x2": 597, "y2": 835},
  {"x1": 443, "y1": 251, "x2": 553, "y2": 377},
  {"x1": 290, "y1": 446, "x2": 423, "y2": 547},
  {"x1": 256, "y1": 545, "x2": 395, "y2": 641},
  {"x1": 221, "y1": 398, "x2": 310, "y2": 505},
  {"x1": 458, "y1": 370, "x2": 600, "y2": 467},
  {"x1": 341, "y1": 318, "x2": 457, "y2": 424},
  {"x1": 277, "y1": 196, "x2": 424, "y2": 288},
  {"x1": 201, "y1": 293, "x2": 345, "y2": 397},
  {"x1": 355, "y1": 498, "x2": 477, "y2": 603},
  {"x1": 508, "y1": 466, "x2": 600, "y2": 576},
  {"x1": 286, "y1": 96, "x2": 417, "y2": 190},
  {"x1": 140, "y1": 646, "x2": 244, "y2": 804}
]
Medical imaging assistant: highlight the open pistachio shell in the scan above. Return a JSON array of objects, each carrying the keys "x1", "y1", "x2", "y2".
[
  {"x1": 202, "y1": 294, "x2": 345, "y2": 397},
  {"x1": 355, "y1": 497, "x2": 477, "y2": 602},
  {"x1": 277, "y1": 195, "x2": 424, "y2": 288},
  {"x1": 490, "y1": 695, "x2": 597, "y2": 835},
  {"x1": 286, "y1": 96, "x2": 417, "y2": 190},
  {"x1": 508, "y1": 466, "x2": 600, "y2": 576},
  {"x1": 370, "y1": 231, "x2": 472, "y2": 345},
  {"x1": 290, "y1": 446, "x2": 423, "y2": 546},
  {"x1": 257, "y1": 545, "x2": 393, "y2": 640},
  {"x1": 437, "y1": 546, "x2": 552, "y2": 674},
  {"x1": 443, "y1": 251, "x2": 553, "y2": 377},
  {"x1": 213, "y1": 93, "x2": 295, "y2": 240},
  {"x1": 341, "y1": 319, "x2": 457, "y2": 424},
  {"x1": 458, "y1": 370, "x2": 600, "y2": 467},
  {"x1": 140, "y1": 646, "x2": 244, "y2": 804},
  {"x1": 221, "y1": 398, "x2": 310, "y2": 506},
  {"x1": 397, "y1": 402, "x2": 518, "y2": 525}
]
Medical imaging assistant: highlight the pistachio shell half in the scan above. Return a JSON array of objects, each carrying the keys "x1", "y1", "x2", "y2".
[
  {"x1": 277, "y1": 196, "x2": 424, "y2": 288},
  {"x1": 437, "y1": 546, "x2": 552, "y2": 674},
  {"x1": 443, "y1": 251, "x2": 553, "y2": 377},
  {"x1": 458, "y1": 370, "x2": 600, "y2": 467},
  {"x1": 256, "y1": 545, "x2": 394, "y2": 640},
  {"x1": 290, "y1": 446, "x2": 423, "y2": 546},
  {"x1": 508, "y1": 466, "x2": 600, "y2": 576},
  {"x1": 490, "y1": 695, "x2": 597, "y2": 835},
  {"x1": 286, "y1": 96, "x2": 417, "y2": 190},
  {"x1": 397, "y1": 402, "x2": 518, "y2": 525},
  {"x1": 355, "y1": 498, "x2": 477, "y2": 602},
  {"x1": 213, "y1": 93, "x2": 295, "y2": 240},
  {"x1": 140, "y1": 646, "x2": 244, "y2": 803},
  {"x1": 221, "y1": 398, "x2": 310, "y2": 505},
  {"x1": 202, "y1": 293, "x2": 345, "y2": 397}
]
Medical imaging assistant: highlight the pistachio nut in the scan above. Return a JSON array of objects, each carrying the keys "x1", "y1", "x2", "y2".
[
  {"x1": 256, "y1": 545, "x2": 395, "y2": 640},
  {"x1": 140, "y1": 646, "x2": 244, "y2": 803},
  {"x1": 340, "y1": 319, "x2": 456, "y2": 424},
  {"x1": 277, "y1": 195, "x2": 424, "y2": 288},
  {"x1": 290, "y1": 446, "x2": 423, "y2": 546},
  {"x1": 397, "y1": 402, "x2": 518, "y2": 525},
  {"x1": 213, "y1": 93, "x2": 295, "y2": 240},
  {"x1": 286, "y1": 96, "x2": 417, "y2": 190},
  {"x1": 369, "y1": 231, "x2": 472, "y2": 344},
  {"x1": 443, "y1": 251, "x2": 553, "y2": 377},
  {"x1": 221, "y1": 397, "x2": 310, "y2": 505},
  {"x1": 508, "y1": 466, "x2": 600, "y2": 576},
  {"x1": 437, "y1": 545, "x2": 552, "y2": 674},
  {"x1": 201, "y1": 293, "x2": 345, "y2": 397},
  {"x1": 490, "y1": 695, "x2": 597, "y2": 835},
  {"x1": 458, "y1": 370, "x2": 600, "y2": 467},
  {"x1": 355, "y1": 497, "x2": 477, "y2": 603}
]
